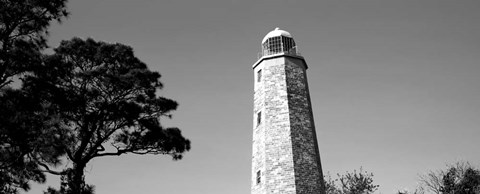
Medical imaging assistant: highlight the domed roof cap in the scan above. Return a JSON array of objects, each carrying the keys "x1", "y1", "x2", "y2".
[{"x1": 262, "y1": 27, "x2": 292, "y2": 43}]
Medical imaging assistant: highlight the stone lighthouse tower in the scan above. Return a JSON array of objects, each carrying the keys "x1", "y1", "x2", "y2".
[{"x1": 251, "y1": 28, "x2": 325, "y2": 194}]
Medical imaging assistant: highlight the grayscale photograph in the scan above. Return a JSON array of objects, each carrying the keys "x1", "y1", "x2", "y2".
[{"x1": 1, "y1": 0, "x2": 479, "y2": 194}]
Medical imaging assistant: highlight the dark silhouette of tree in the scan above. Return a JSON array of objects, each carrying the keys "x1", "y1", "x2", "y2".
[
  {"x1": 441, "y1": 165, "x2": 480, "y2": 194},
  {"x1": 442, "y1": 168, "x2": 457, "y2": 193},
  {"x1": 0, "y1": 0, "x2": 69, "y2": 88},
  {"x1": 459, "y1": 168, "x2": 480, "y2": 193},
  {"x1": 1, "y1": 1, "x2": 69, "y2": 193},
  {"x1": 0, "y1": 89, "x2": 67, "y2": 193},
  {"x1": 22, "y1": 37, "x2": 190, "y2": 194},
  {"x1": 324, "y1": 174, "x2": 341, "y2": 194},
  {"x1": 324, "y1": 167, "x2": 379, "y2": 194},
  {"x1": 419, "y1": 161, "x2": 480, "y2": 194}
]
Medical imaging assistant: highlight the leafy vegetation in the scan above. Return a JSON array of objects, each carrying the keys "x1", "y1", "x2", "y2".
[
  {"x1": 22, "y1": 38, "x2": 191, "y2": 193},
  {"x1": 1, "y1": 1, "x2": 190, "y2": 193},
  {"x1": 324, "y1": 167, "x2": 379, "y2": 194},
  {"x1": 1, "y1": 0, "x2": 69, "y2": 193}
]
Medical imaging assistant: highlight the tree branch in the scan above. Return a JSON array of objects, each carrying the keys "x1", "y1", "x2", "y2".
[
  {"x1": 37, "y1": 162, "x2": 65, "y2": 176},
  {"x1": 65, "y1": 147, "x2": 74, "y2": 161}
]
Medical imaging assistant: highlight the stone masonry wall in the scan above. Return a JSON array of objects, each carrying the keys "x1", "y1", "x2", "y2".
[
  {"x1": 252, "y1": 61, "x2": 266, "y2": 194},
  {"x1": 285, "y1": 57, "x2": 325, "y2": 194},
  {"x1": 263, "y1": 58, "x2": 296, "y2": 194},
  {"x1": 252, "y1": 55, "x2": 324, "y2": 194}
]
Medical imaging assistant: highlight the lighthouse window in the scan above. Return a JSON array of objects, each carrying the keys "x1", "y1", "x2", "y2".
[
  {"x1": 257, "y1": 111, "x2": 262, "y2": 126},
  {"x1": 257, "y1": 69, "x2": 262, "y2": 82},
  {"x1": 256, "y1": 170, "x2": 261, "y2": 184}
]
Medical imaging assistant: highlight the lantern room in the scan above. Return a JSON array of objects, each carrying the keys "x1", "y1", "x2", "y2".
[{"x1": 261, "y1": 27, "x2": 298, "y2": 57}]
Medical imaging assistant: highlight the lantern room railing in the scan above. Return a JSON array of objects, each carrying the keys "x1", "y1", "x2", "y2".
[{"x1": 258, "y1": 47, "x2": 301, "y2": 59}]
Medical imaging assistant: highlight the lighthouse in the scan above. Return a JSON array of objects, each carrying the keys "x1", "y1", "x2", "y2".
[{"x1": 251, "y1": 28, "x2": 326, "y2": 194}]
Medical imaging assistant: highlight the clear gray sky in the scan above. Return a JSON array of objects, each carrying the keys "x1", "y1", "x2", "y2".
[{"x1": 26, "y1": 0, "x2": 480, "y2": 193}]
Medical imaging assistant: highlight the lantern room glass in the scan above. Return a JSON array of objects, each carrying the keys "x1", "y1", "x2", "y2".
[{"x1": 261, "y1": 36, "x2": 297, "y2": 57}]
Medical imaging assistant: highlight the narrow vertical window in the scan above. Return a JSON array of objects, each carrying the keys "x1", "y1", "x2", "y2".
[
  {"x1": 257, "y1": 111, "x2": 261, "y2": 126},
  {"x1": 256, "y1": 170, "x2": 261, "y2": 184},
  {"x1": 257, "y1": 69, "x2": 262, "y2": 82}
]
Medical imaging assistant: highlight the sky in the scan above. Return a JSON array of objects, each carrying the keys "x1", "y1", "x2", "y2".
[{"x1": 24, "y1": 0, "x2": 480, "y2": 193}]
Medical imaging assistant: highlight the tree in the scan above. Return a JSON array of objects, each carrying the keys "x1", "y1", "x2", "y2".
[
  {"x1": 324, "y1": 174, "x2": 342, "y2": 194},
  {"x1": 0, "y1": 1, "x2": 69, "y2": 192},
  {"x1": 22, "y1": 37, "x2": 191, "y2": 194},
  {"x1": 441, "y1": 165, "x2": 480, "y2": 194},
  {"x1": 459, "y1": 168, "x2": 480, "y2": 193},
  {"x1": 419, "y1": 168, "x2": 444, "y2": 194},
  {"x1": 0, "y1": 89, "x2": 66, "y2": 193},
  {"x1": 419, "y1": 161, "x2": 480, "y2": 194},
  {"x1": 0, "y1": 0, "x2": 69, "y2": 88},
  {"x1": 324, "y1": 167, "x2": 379, "y2": 194}
]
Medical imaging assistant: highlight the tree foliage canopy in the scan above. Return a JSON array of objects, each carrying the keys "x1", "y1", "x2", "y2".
[
  {"x1": 0, "y1": 0, "x2": 69, "y2": 88},
  {"x1": 21, "y1": 37, "x2": 190, "y2": 193},
  {"x1": 324, "y1": 167, "x2": 379, "y2": 194},
  {"x1": 441, "y1": 164, "x2": 480, "y2": 194},
  {"x1": 0, "y1": 2, "x2": 190, "y2": 192},
  {"x1": 419, "y1": 162, "x2": 480, "y2": 194},
  {"x1": 0, "y1": 88, "x2": 67, "y2": 193},
  {"x1": 1, "y1": 0, "x2": 69, "y2": 193}
]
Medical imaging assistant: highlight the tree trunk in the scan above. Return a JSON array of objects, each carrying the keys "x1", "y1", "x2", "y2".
[{"x1": 68, "y1": 162, "x2": 86, "y2": 194}]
